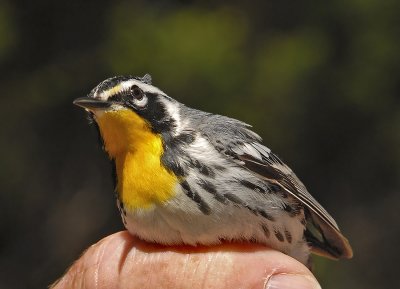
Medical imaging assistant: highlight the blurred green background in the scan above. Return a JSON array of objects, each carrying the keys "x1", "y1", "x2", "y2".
[{"x1": 0, "y1": 0, "x2": 399, "y2": 288}]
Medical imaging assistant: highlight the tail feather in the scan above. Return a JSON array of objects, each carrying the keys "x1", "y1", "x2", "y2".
[{"x1": 306, "y1": 210, "x2": 353, "y2": 259}]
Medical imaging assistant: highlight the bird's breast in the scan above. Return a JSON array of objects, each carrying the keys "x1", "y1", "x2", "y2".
[{"x1": 95, "y1": 109, "x2": 179, "y2": 210}]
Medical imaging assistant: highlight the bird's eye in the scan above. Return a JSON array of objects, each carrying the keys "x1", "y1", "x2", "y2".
[
  {"x1": 130, "y1": 85, "x2": 148, "y2": 107},
  {"x1": 131, "y1": 85, "x2": 143, "y2": 100}
]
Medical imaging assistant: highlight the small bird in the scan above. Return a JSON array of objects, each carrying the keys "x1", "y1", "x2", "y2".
[{"x1": 74, "y1": 74, "x2": 353, "y2": 265}]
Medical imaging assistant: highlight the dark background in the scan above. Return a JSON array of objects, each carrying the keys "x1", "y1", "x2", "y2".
[{"x1": 0, "y1": 0, "x2": 399, "y2": 288}]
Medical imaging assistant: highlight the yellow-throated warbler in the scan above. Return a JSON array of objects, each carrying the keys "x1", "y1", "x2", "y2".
[{"x1": 74, "y1": 74, "x2": 353, "y2": 265}]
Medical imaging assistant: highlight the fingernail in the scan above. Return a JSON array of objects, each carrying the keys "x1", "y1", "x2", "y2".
[{"x1": 265, "y1": 274, "x2": 322, "y2": 289}]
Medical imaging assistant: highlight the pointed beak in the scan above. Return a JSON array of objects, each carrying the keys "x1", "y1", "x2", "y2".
[{"x1": 73, "y1": 97, "x2": 112, "y2": 110}]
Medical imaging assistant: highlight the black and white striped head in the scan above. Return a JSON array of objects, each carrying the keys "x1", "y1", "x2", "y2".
[{"x1": 74, "y1": 74, "x2": 181, "y2": 134}]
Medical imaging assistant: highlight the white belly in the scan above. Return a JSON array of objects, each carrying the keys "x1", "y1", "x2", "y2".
[{"x1": 121, "y1": 182, "x2": 310, "y2": 264}]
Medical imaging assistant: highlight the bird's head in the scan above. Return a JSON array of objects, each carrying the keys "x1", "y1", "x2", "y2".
[{"x1": 74, "y1": 74, "x2": 179, "y2": 156}]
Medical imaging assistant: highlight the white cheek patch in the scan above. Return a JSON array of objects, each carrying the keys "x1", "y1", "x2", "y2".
[{"x1": 159, "y1": 98, "x2": 186, "y2": 136}]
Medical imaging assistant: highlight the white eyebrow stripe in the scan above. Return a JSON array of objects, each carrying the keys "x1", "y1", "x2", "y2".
[{"x1": 97, "y1": 79, "x2": 166, "y2": 100}]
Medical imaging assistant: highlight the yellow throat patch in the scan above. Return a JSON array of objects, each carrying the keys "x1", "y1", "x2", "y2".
[{"x1": 95, "y1": 108, "x2": 178, "y2": 210}]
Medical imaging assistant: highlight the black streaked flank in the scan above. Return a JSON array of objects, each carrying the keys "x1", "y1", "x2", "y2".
[
  {"x1": 257, "y1": 209, "x2": 275, "y2": 221},
  {"x1": 262, "y1": 224, "x2": 270, "y2": 238},
  {"x1": 274, "y1": 229, "x2": 285, "y2": 242},
  {"x1": 224, "y1": 193, "x2": 258, "y2": 215},
  {"x1": 199, "y1": 165, "x2": 215, "y2": 177},
  {"x1": 197, "y1": 179, "x2": 227, "y2": 204},
  {"x1": 161, "y1": 132, "x2": 189, "y2": 177},
  {"x1": 181, "y1": 181, "x2": 211, "y2": 215},
  {"x1": 239, "y1": 179, "x2": 266, "y2": 193},
  {"x1": 161, "y1": 132, "x2": 197, "y2": 177},
  {"x1": 190, "y1": 159, "x2": 201, "y2": 168},
  {"x1": 189, "y1": 158, "x2": 215, "y2": 177},
  {"x1": 239, "y1": 178, "x2": 281, "y2": 194},
  {"x1": 224, "y1": 193, "x2": 275, "y2": 221},
  {"x1": 161, "y1": 150, "x2": 185, "y2": 177},
  {"x1": 285, "y1": 229, "x2": 292, "y2": 243},
  {"x1": 224, "y1": 193, "x2": 245, "y2": 205}
]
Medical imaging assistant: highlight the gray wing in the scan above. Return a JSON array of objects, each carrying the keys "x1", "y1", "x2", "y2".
[{"x1": 197, "y1": 114, "x2": 353, "y2": 259}]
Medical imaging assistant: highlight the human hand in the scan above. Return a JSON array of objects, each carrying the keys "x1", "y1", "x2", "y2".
[{"x1": 51, "y1": 231, "x2": 321, "y2": 289}]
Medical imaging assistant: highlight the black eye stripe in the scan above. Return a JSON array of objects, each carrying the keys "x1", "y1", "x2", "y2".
[
  {"x1": 107, "y1": 86, "x2": 144, "y2": 103},
  {"x1": 108, "y1": 93, "x2": 123, "y2": 102}
]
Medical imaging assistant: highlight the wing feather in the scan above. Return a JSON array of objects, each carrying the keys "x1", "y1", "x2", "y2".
[
  {"x1": 188, "y1": 108, "x2": 352, "y2": 258},
  {"x1": 194, "y1": 113, "x2": 353, "y2": 259},
  {"x1": 237, "y1": 143, "x2": 353, "y2": 259}
]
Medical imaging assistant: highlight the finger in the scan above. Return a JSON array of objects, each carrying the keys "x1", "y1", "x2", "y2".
[{"x1": 52, "y1": 231, "x2": 321, "y2": 289}]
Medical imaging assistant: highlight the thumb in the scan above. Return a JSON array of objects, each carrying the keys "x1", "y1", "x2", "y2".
[{"x1": 52, "y1": 231, "x2": 321, "y2": 289}]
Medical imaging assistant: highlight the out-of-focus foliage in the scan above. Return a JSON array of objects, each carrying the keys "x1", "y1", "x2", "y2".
[
  {"x1": 0, "y1": 1, "x2": 15, "y2": 60},
  {"x1": 0, "y1": 0, "x2": 399, "y2": 288}
]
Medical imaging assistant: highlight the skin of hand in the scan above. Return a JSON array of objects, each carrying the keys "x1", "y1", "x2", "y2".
[{"x1": 51, "y1": 231, "x2": 321, "y2": 289}]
